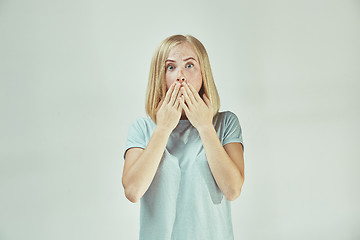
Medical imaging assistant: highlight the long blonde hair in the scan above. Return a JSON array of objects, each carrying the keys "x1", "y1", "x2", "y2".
[{"x1": 145, "y1": 34, "x2": 220, "y2": 123}]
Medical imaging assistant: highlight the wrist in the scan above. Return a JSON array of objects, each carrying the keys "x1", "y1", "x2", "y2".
[
  {"x1": 197, "y1": 123, "x2": 214, "y2": 135},
  {"x1": 155, "y1": 125, "x2": 172, "y2": 136}
]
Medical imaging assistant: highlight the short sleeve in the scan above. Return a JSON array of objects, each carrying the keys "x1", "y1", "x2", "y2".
[
  {"x1": 123, "y1": 117, "x2": 147, "y2": 160},
  {"x1": 222, "y1": 111, "x2": 244, "y2": 151}
]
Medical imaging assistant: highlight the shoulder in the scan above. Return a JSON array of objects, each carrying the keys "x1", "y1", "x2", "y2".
[
  {"x1": 215, "y1": 110, "x2": 239, "y2": 124},
  {"x1": 223, "y1": 110, "x2": 238, "y2": 119},
  {"x1": 129, "y1": 116, "x2": 156, "y2": 130},
  {"x1": 129, "y1": 116, "x2": 144, "y2": 127}
]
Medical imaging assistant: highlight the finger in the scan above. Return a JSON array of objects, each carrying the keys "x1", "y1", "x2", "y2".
[
  {"x1": 179, "y1": 95, "x2": 189, "y2": 113},
  {"x1": 164, "y1": 82, "x2": 176, "y2": 104},
  {"x1": 185, "y1": 81, "x2": 200, "y2": 102},
  {"x1": 156, "y1": 98, "x2": 164, "y2": 111},
  {"x1": 181, "y1": 85, "x2": 193, "y2": 107},
  {"x1": 176, "y1": 96, "x2": 181, "y2": 111},
  {"x1": 169, "y1": 82, "x2": 181, "y2": 106},
  {"x1": 183, "y1": 81, "x2": 197, "y2": 104},
  {"x1": 203, "y1": 94, "x2": 214, "y2": 112},
  {"x1": 175, "y1": 85, "x2": 183, "y2": 105},
  {"x1": 203, "y1": 93, "x2": 210, "y2": 106},
  {"x1": 173, "y1": 89, "x2": 182, "y2": 109}
]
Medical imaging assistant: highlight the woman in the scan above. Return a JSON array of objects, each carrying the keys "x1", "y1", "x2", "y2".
[{"x1": 122, "y1": 34, "x2": 245, "y2": 240}]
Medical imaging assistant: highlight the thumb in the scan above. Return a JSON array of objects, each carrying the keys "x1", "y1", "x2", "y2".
[
  {"x1": 203, "y1": 93, "x2": 210, "y2": 106},
  {"x1": 158, "y1": 97, "x2": 165, "y2": 107},
  {"x1": 155, "y1": 98, "x2": 163, "y2": 112}
]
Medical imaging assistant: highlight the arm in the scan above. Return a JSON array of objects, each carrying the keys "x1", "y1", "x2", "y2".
[
  {"x1": 178, "y1": 80, "x2": 245, "y2": 201},
  {"x1": 198, "y1": 125, "x2": 245, "y2": 201},
  {"x1": 122, "y1": 81, "x2": 182, "y2": 203},
  {"x1": 122, "y1": 126, "x2": 171, "y2": 203}
]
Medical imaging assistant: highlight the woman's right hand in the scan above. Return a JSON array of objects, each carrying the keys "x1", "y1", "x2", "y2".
[{"x1": 155, "y1": 81, "x2": 182, "y2": 132}]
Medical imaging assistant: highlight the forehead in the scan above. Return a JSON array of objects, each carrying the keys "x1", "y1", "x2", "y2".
[{"x1": 167, "y1": 42, "x2": 199, "y2": 60}]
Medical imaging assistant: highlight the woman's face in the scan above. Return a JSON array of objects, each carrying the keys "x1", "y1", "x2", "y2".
[{"x1": 165, "y1": 42, "x2": 203, "y2": 93}]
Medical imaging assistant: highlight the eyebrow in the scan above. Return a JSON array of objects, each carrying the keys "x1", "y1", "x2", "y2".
[{"x1": 165, "y1": 57, "x2": 197, "y2": 63}]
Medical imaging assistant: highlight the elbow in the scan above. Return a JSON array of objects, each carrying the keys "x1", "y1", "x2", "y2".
[
  {"x1": 124, "y1": 185, "x2": 141, "y2": 203},
  {"x1": 122, "y1": 177, "x2": 141, "y2": 203},
  {"x1": 226, "y1": 177, "x2": 244, "y2": 201},
  {"x1": 226, "y1": 188, "x2": 241, "y2": 202},
  {"x1": 125, "y1": 190, "x2": 140, "y2": 203}
]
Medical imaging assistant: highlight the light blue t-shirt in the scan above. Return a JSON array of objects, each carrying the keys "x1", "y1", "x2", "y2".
[{"x1": 123, "y1": 110, "x2": 244, "y2": 240}]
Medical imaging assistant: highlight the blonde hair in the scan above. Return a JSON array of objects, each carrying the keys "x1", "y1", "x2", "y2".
[{"x1": 145, "y1": 34, "x2": 220, "y2": 123}]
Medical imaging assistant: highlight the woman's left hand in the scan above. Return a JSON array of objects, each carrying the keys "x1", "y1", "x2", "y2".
[{"x1": 179, "y1": 80, "x2": 214, "y2": 130}]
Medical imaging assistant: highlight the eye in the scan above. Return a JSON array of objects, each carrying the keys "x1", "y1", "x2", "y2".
[
  {"x1": 186, "y1": 63, "x2": 194, "y2": 69},
  {"x1": 167, "y1": 65, "x2": 174, "y2": 71}
]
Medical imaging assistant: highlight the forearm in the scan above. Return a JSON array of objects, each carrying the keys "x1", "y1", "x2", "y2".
[
  {"x1": 124, "y1": 126, "x2": 171, "y2": 202},
  {"x1": 197, "y1": 125, "x2": 244, "y2": 201}
]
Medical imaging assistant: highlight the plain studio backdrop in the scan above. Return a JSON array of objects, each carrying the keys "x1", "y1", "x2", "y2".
[{"x1": 0, "y1": 0, "x2": 359, "y2": 239}]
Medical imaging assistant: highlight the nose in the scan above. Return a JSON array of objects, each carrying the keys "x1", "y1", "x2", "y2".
[{"x1": 176, "y1": 69, "x2": 186, "y2": 83}]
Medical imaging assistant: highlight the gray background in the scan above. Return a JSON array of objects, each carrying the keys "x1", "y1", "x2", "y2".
[{"x1": 1, "y1": 0, "x2": 359, "y2": 239}]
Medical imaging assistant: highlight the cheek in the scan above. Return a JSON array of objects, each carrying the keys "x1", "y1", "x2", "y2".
[
  {"x1": 193, "y1": 73, "x2": 203, "y2": 92},
  {"x1": 165, "y1": 78, "x2": 173, "y2": 90},
  {"x1": 165, "y1": 72, "x2": 177, "y2": 90}
]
